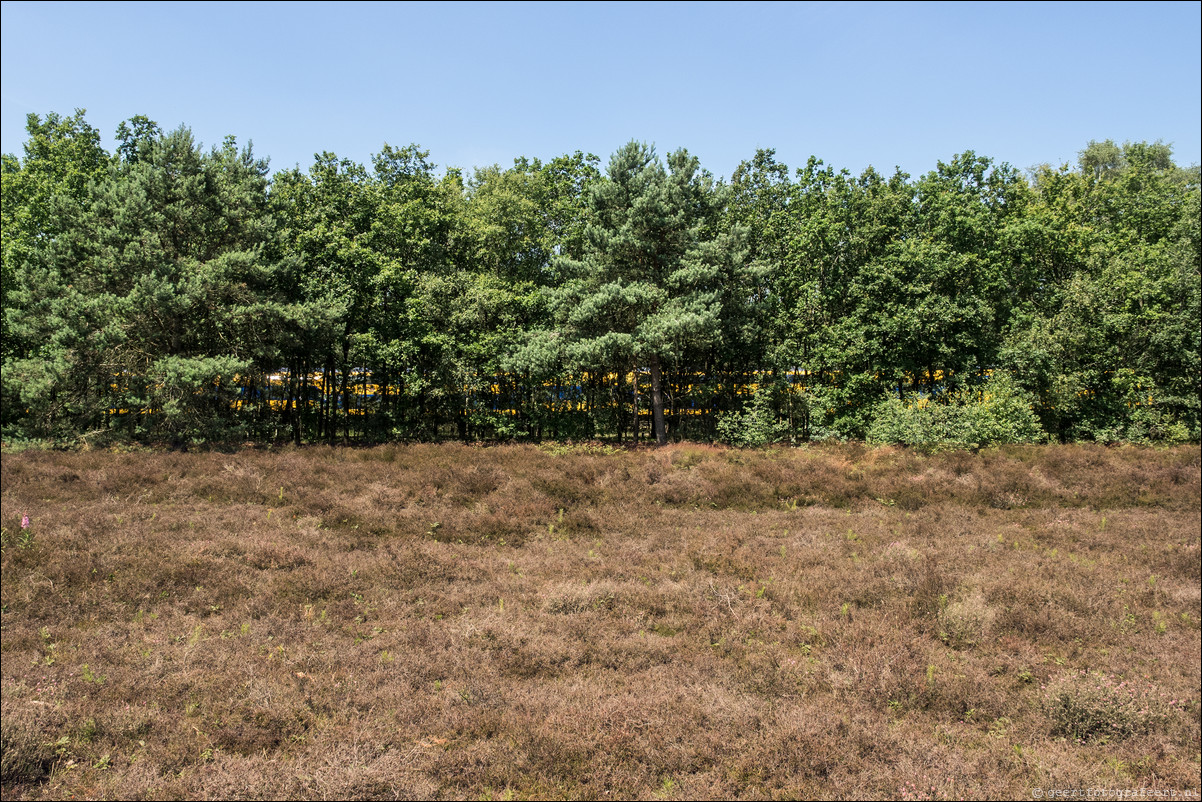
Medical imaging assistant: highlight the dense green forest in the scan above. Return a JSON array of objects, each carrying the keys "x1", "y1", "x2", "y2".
[{"x1": 2, "y1": 110, "x2": 1198, "y2": 448}]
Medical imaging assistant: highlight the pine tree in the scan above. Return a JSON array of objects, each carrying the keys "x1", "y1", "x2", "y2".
[
  {"x1": 551, "y1": 141, "x2": 743, "y2": 445},
  {"x1": 1, "y1": 110, "x2": 109, "y2": 428},
  {"x1": 5, "y1": 124, "x2": 297, "y2": 443}
]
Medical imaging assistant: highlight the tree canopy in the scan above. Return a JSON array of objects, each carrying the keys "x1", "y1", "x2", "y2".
[{"x1": 3, "y1": 114, "x2": 1198, "y2": 447}]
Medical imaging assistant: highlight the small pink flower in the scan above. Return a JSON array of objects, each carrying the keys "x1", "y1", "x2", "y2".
[{"x1": 21, "y1": 513, "x2": 30, "y2": 530}]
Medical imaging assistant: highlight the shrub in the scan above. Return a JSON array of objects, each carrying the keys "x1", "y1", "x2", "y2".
[
  {"x1": 868, "y1": 372, "x2": 1045, "y2": 451},
  {"x1": 1124, "y1": 395, "x2": 1194, "y2": 444},
  {"x1": 1041, "y1": 670, "x2": 1179, "y2": 742},
  {"x1": 716, "y1": 377, "x2": 786, "y2": 448}
]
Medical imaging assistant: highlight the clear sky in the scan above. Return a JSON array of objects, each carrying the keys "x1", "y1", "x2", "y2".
[{"x1": 2, "y1": 1, "x2": 1199, "y2": 180}]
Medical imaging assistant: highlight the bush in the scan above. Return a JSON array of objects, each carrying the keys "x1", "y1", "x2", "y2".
[
  {"x1": 716, "y1": 376, "x2": 786, "y2": 447},
  {"x1": 868, "y1": 372, "x2": 1045, "y2": 451},
  {"x1": 1122, "y1": 390, "x2": 1194, "y2": 445},
  {"x1": 1042, "y1": 670, "x2": 1179, "y2": 742}
]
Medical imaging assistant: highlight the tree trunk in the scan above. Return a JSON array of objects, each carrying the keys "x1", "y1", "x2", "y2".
[
  {"x1": 649, "y1": 354, "x2": 668, "y2": 446},
  {"x1": 457, "y1": 390, "x2": 468, "y2": 442},
  {"x1": 339, "y1": 343, "x2": 352, "y2": 443},
  {"x1": 325, "y1": 357, "x2": 337, "y2": 445},
  {"x1": 632, "y1": 366, "x2": 640, "y2": 444},
  {"x1": 291, "y1": 364, "x2": 302, "y2": 446}
]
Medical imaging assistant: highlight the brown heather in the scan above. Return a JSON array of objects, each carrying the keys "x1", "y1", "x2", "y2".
[{"x1": 1, "y1": 443, "x2": 1199, "y2": 800}]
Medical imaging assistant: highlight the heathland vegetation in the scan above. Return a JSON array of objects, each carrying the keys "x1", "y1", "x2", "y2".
[
  {"x1": 2, "y1": 112, "x2": 1199, "y2": 448},
  {"x1": 1, "y1": 444, "x2": 1199, "y2": 798},
  {"x1": 3, "y1": 112, "x2": 1199, "y2": 801}
]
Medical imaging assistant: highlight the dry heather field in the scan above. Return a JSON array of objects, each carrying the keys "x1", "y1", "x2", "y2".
[{"x1": 1, "y1": 443, "x2": 1199, "y2": 800}]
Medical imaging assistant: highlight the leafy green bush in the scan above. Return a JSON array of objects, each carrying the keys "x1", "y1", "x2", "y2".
[
  {"x1": 716, "y1": 377, "x2": 786, "y2": 447},
  {"x1": 868, "y1": 372, "x2": 1045, "y2": 451},
  {"x1": 1116, "y1": 372, "x2": 1195, "y2": 444}
]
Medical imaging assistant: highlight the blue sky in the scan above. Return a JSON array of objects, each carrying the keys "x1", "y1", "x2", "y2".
[{"x1": 2, "y1": 1, "x2": 1199, "y2": 180}]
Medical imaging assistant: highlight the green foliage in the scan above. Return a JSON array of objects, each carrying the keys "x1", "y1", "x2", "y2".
[
  {"x1": 2, "y1": 115, "x2": 1197, "y2": 446},
  {"x1": 867, "y1": 372, "x2": 1045, "y2": 451},
  {"x1": 716, "y1": 376, "x2": 785, "y2": 447},
  {"x1": 547, "y1": 141, "x2": 746, "y2": 444},
  {"x1": 2, "y1": 110, "x2": 109, "y2": 425},
  {"x1": 4, "y1": 123, "x2": 296, "y2": 443},
  {"x1": 1001, "y1": 142, "x2": 1200, "y2": 442}
]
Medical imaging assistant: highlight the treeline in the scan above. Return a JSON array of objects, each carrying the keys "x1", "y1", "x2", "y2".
[{"x1": 2, "y1": 110, "x2": 1198, "y2": 447}]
